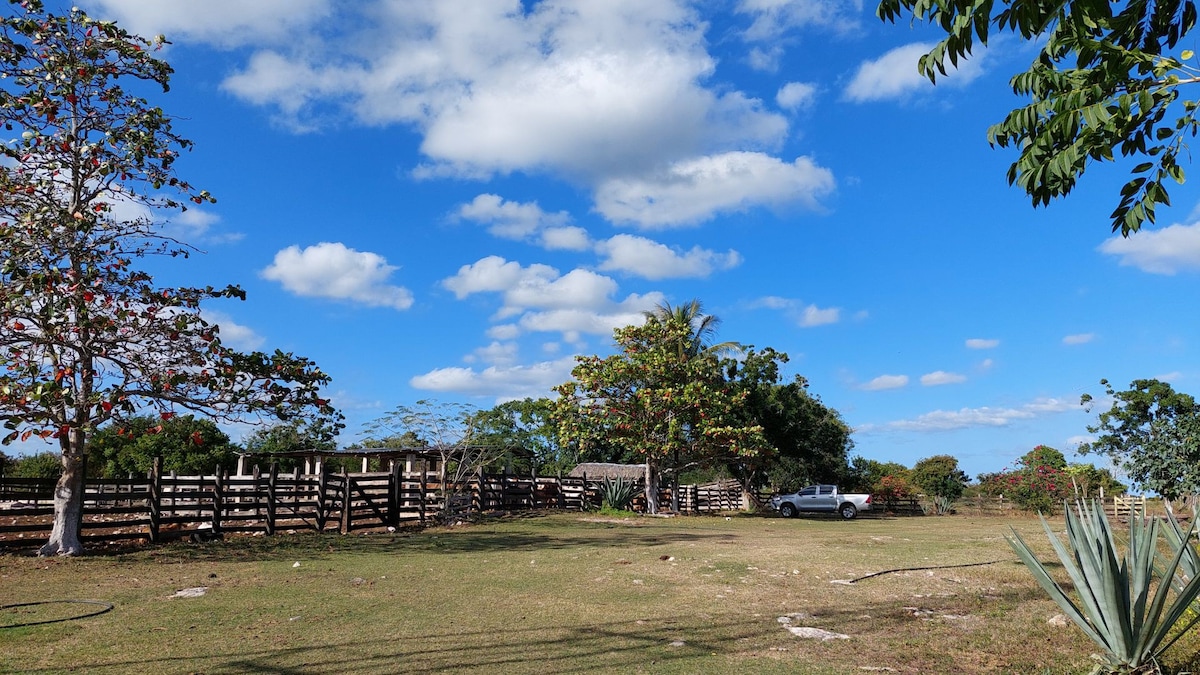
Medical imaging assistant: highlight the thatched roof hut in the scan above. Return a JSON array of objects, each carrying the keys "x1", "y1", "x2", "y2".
[{"x1": 567, "y1": 462, "x2": 647, "y2": 481}]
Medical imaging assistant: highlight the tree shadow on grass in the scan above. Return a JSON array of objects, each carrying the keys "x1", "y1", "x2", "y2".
[
  {"x1": 101, "y1": 519, "x2": 743, "y2": 565},
  {"x1": 15, "y1": 615, "x2": 776, "y2": 674}
]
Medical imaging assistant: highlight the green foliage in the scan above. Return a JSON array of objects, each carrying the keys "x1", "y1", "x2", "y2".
[
  {"x1": 599, "y1": 476, "x2": 640, "y2": 512},
  {"x1": 1020, "y1": 445, "x2": 1067, "y2": 471},
  {"x1": 846, "y1": 457, "x2": 910, "y2": 494},
  {"x1": 1081, "y1": 378, "x2": 1200, "y2": 500},
  {"x1": 89, "y1": 414, "x2": 237, "y2": 477},
  {"x1": 554, "y1": 313, "x2": 769, "y2": 512},
  {"x1": 1007, "y1": 501, "x2": 1200, "y2": 672},
  {"x1": 1066, "y1": 462, "x2": 1128, "y2": 499},
  {"x1": 910, "y1": 454, "x2": 969, "y2": 500},
  {"x1": 878, "y1": 0, "x2": 1200, "y2": 234},
  {"x1": 471, "y1": 398, "x2": 570, "y2": 474},
  {"x1": 8, "y1": 450, "x2": 61, "y2": 479},
  {"x1": 727, "y1": 349, "x2": 854, "y2": 491}
]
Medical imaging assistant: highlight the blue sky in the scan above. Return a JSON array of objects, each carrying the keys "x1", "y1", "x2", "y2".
[{"x1": 21, "y1": 1, "x2": 1200, "y2": 483}]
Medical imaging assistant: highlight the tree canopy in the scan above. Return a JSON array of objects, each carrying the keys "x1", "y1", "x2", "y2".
[
  {"x1": 1080, "y1": 378, "x2": 1200, "y2": 500},
  {"x1": 878, "y1": 0, "x2": 1200, "y2": 234},
  {"x1": 89, "y1": 414, "x2": 238, "y2": 478},
  {"x1": 910, "y1": 454, "x2": 970, "y2": 500},
  {"x1": 0, "y1": 1, "x2": 338, "y2": 555},
  {"x1": 554, "y1": 312, "x2": 769, "y2": 513}
]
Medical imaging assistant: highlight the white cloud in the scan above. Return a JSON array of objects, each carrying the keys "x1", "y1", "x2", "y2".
[
  {"x1": 747, "y1": 46, "x2": 783, "y2": 72},
  {"x1": 83, "y1": 0, "x2": 330, "y2": 47},
  {"x1": 737, "y1": 0, "x2": 860, "y2": 40},
  {"x1": 844, "y1": 41, "x2": 986, "y2": 103},
  {"x1": 410, "y1": 357, "x2": 577, "y2": 401},
  {"x1": 595, "y1": 234, "x2": 741, "y2": 280},
  {"x1": 799, "y1": 305, "x2": 840, "y2": 327},
  {"x1": 595, "y1": 152, "x2": 835, "y2": 228},
  {"x1": 864, "y1": 397, "x2": 1076, "y2": 432},
  {"x1": 464, "y1": 341, "x2": 519, "y2": 367},
  {"x1": 261, "y1": 242, "x2": 414, "y2": 310},
  {"x1": 456, "y1": 193, "x2": 571, "y2": 241},
  {"x1": 1063, "y1": 333, "x2": 1095, "y2": 346},
  {"x1": 442, "y1": 256, "x2": 663, "y2": 339},
  {"x1": 978, "y1": 358, "x2": 995, "y2": 371},
  {"x1": 487, "y1": 324, "x2": 522, "y2": 341},
  {"x1": 1156, "y1": 371, "x2": 1183, "y2": 383},
  {"x1": 776, "y1": 81, "x2": 817, "y2": 110},
  {"x1": 920, "y1": 370, "x2": 967, "y2": 386},
  {"x1": 966, "y1": 338, "x2": 999, "y2": 349},
  {"x1": 751, "y1": 295, "x2": 841, "y2": 327},
  {"x1": 541, "y1": 226, "x2": 592, "y2": 251},
  {"x1": 220, "y1": 2, "x2": 787, "y2": 181},
  {"x1": 862, "y1": 374, "x2": 909, "y2": 391},
  {"x1": 203, "y1": 310, "x2": 266, "y2": 351},
  {"x1": 1098, "y1": 222, "x2": 1200, "y2": 274}
]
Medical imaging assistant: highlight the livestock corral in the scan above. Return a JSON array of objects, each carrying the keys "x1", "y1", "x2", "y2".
[{"x1": 0, "y1": 458, "x2": 751, "y2": 548}]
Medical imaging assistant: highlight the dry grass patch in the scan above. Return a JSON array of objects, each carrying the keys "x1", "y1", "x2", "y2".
[{"x1": 0, "y1": 512, "x2": 1168, "y2": 674}]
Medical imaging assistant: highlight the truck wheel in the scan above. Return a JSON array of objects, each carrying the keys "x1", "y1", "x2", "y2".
[
  {"x1": 780, "y1": 503, "x2": 797, "y2": 518},
  {"x1": 839, "y1": 503, "x2": 858, "y2": 520}
]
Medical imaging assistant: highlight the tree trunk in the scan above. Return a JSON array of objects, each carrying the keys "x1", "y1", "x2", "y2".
[
  {"x1": 39, "y1": 433, "x2": 86, "y2": 556},
  {"x1": 645, "y1": 462, "x2": 659, "y2": 514}
]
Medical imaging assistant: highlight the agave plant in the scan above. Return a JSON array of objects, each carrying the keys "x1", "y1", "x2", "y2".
[
  {"x1": 1007, "y1": 500, "x2": 1200, "y2": 673},
  {"x1": 599, "y1": 476, "x2": 640, "y2": 512}
]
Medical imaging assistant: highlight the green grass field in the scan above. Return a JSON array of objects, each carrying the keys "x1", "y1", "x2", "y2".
[{"x1": 2, "y1": 512, "x2": 1197, "y2": 674}]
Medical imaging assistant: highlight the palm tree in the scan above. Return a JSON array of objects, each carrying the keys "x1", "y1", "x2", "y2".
[{"x1": 642, "y1": 299, "x2": 741, "y2": 359}]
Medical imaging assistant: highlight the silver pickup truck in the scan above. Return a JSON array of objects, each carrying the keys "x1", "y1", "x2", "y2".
[{"x1": 770, "y1": 485, "x2": 872, "y2": 520}]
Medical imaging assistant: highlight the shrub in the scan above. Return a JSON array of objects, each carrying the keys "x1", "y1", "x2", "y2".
[
  {"x1": 9, "y1": 452, "x2": 63, "y2": 480},
  {"x1": 983, "y1": 463, "x2": 1071, "y2": 514},
  {"x1": 599, "y1": 476, "x2": 639, "y2": 512}
]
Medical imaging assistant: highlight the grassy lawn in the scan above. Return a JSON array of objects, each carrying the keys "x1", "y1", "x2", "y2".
[{"x1": 1, "y1": 511, "x2": 1196, "y2": 674}]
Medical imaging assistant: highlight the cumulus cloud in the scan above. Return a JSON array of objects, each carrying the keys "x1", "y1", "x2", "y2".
[
  {"x1": 1098, "y1": 222, "x2": 1200, "y2": 274},
  {"x1": 456, "y1": 193, "x2": 571, "y2": 241},
  {"x1": 862, "y1": 374, "x2": 909, "y2": 391},
  {"x1": 410, "y1": 356, "x2": 577, "y2": 401},
  {"x1": 261, "y1": 242, "x2": 414, "y2": 310},
  {"x1": 1063, "y1": 333, "x2": 1095, "y2": 346},
  {"x1": 595, "y1": 234, "x2": 741, "y2": 280},
  {"x1": 442, "y1": 256, "x2": 663, "y2": 340},
  {"x1": 920, "y1": 370, "x2": 967, "y2": 386},
  {"x1": 776, "y1": 81, "x2": 817, "y2": 110},
  {"x1": 541, "y1": 226, "x2": 592, "y2": 251},
  {"x1": 220, "y1": 3, "x2": 787, "y2": 178},
  {"x1": 863, "y1": 397, "x2": 1076, "y2": 432},
  {"x1": 844, "y1": 41, "x2": 986, "y2": 103},
  {"x1": 966, "y1": 338, "x2": 999, "y2": 349},
  {"x1": 595, "y1": 152, "x2": 835, "y2": 228},
  {"x1": 84, "y1": 0, "x2": 330, "y2": 47},
  {"x1": 750, "y1": 295, "x2": 841, "y2": 327}
]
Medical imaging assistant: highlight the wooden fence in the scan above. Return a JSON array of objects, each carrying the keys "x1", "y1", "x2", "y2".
[{"x1": 0, "y1": 466, "x2": 753, "y2": 548}]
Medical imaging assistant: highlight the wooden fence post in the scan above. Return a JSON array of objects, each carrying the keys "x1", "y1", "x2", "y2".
[
  {"x1": 389, "y1": 460, "x2": 401, "y2": 527},
  {"x1": 148, "y1": 456, "x2": 162, "y2": 543},
  {"x1": 557, "y1": 470, "x2": 565, "y2": 510},
  {"x1": 316, "y1": 464, "x2": 328, "y2": 531},
  {"x1": 418, "y1": 459, "x2": 427, "y2": 526},
  {"x1": 340, "y1": 468, "x2": 352, "y2": 534},
  {"x1": 212, "y1": 470, "x2": 225, "y2": 533},
  {"x1": 265, "y1": 462, "x2": 278, "y2": 536}
]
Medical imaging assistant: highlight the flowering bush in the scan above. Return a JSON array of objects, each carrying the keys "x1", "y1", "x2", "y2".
[
  {"x1": 984, "y1": 463, "x2": 1071, "y2": 514},
  {"x1": 872, "y1": 474, "x2": 911, "y2": 511}
]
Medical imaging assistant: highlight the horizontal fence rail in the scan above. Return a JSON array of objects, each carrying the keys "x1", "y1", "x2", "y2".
[{"x1": 0, "y1": 464, "x2": 764, "y2": 547}]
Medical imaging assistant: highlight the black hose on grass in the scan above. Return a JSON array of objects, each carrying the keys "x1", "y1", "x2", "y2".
[
  {"x1": 842, "y1": 559, "x2": 1012, "y2": 583},
  {"x1": 0, "y1": 600, "x2": 114, "y2": 628}
]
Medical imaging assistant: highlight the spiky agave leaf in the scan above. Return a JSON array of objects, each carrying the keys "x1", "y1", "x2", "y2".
[{"x1": 1006, "y1": 500, "x2": 1200, "y2": 671}]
